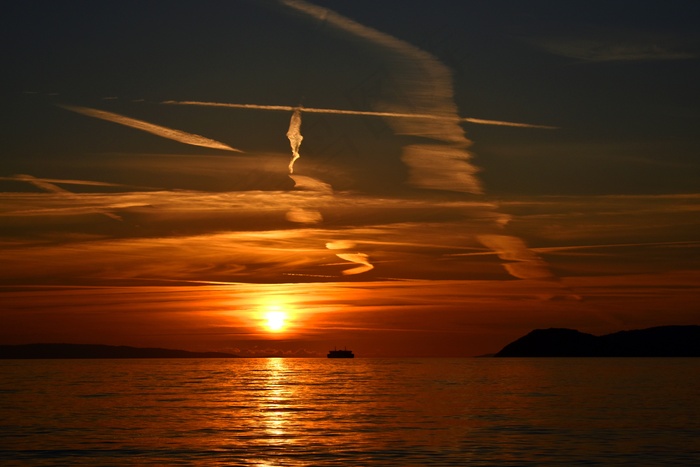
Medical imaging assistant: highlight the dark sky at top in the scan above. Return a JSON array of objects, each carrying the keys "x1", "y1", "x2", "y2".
[
  {"x1": 1, "y1": 1, "x2": 698, "y2": 355},
  {"x1": 3, "y1": 0, "x2": 699, "y2": 195}
]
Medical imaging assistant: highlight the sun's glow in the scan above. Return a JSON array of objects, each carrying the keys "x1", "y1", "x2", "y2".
[{"x1": 264, "y1": 309, "x2": 288, "y2": 332}]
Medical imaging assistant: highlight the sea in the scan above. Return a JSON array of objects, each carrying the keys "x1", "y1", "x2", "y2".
[{"x1": 1, "y1": 358, "x2": 698, "y2": 466}]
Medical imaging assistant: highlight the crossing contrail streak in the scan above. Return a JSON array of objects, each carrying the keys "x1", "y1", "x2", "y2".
[
  {"x1": 460, "y1": 118, "x2": 557, "y2": 130},
  {"x1": 280, "y1": 0, "x2": 486, "y2": 194},
  {"x1": 11, "y1": 174, "x2": 123, "y2": 220},
  {"x1": 12, "y1": 174, "x2": 73, "y2": 195},
  {"x1": 1, "y1": 175, "x2": 157, "y2": 190},
  {"x1": 59, "y1": 104, "x2": 242, "y2": 152},
  {"x1": 277, "y1": 0, "x2": 560, "y2": 282},
  {"x1": 5, "y1": 175, "x2": 124, "y2": 189},
  {"x1": 163, "y1": 100, "x2": 557, "y2": 129}
]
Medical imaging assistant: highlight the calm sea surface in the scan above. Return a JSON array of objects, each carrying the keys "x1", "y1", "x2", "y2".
[{"x1": 0, "y1": 358, "x2": 698, "y2": 466}]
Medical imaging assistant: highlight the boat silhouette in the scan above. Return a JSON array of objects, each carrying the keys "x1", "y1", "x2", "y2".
[{"x1": 327, "y1": 347, "x2": 354, "y2": 358}]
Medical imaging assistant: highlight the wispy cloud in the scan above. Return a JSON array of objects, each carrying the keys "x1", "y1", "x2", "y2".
[
  {"x1": 325, "y1": 239, "x2": 374, "y2": 275},
  {"x1": 335, "y1": 252, "x2": 374, "y2": 275},
  {"x1": 286, "y1": 109, "x2": 303, "y2": 173},
  {"x1": 461, "y1": 117, "x2": 556, "y2": 130},
  {"x1": 164, "y1": 100, "x2": 557, "y2": 129},
  {"x1": 277, "y1": 0, "x2": 562, "y2": 282},
  {"x1": 6, "y1": 174, "x2": 123, "y2": 220},
  {"x1": 285, "y1": 207, "x2": 323, "y2": 224},
  {"x1": 289, "y1": 175, "x2": 333, "y2": 193},
  {"x1": 10, "y1": 174, "x2": 72, "y2": 194},
  {"x1": 548, "y1": 42, "x2": 695, "y2": 62},
  {"x1": 2, "y1": 175, "x2": 158, "y2": 197},
  {"x1": 281, "y1": 0, "x2": 483, "y2": 194},
  {"x1": 58, "y1": 104, "x2": 242, "y2": 152},
  {"x1": 476, "y1": 235, "x2": 553, "y2": 280},
  {"x1": 532, "y1": 32, "x2": 696, "y2": 62},
  {"x1": 284, "y1": 175, "x2": 331, "y2": 224}
]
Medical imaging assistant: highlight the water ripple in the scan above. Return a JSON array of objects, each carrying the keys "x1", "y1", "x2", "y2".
[{"x1": 0, "y1": 358, "x2": 698, "y2": 465}]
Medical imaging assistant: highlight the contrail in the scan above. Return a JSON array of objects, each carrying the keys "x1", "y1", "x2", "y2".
[
  {"x1": 11, "y1": 174, "x2": 72, "y2": 195},
  {"x1": 11, "y1": 174, "x2": 122, "y2": 220},
  {"x1": 461, "y1": 117, "x2": 557, "y2": 130},
  {"x1": 1, "y1": 175, "x2": 156, "y2": 190},
  {"x1": 286, "y1": 109, "x2": 303, "y2": 173},
  {"x1": 325, "y1": 240, "x2": 374, "y2": 275},
  {"x1": 280, "y1": 0, "x2": 483, "y2": 194},
  {"x1": 59, "y1": 104, "x2": 242, "y2": 152},
  {"x1": 335, "y1": 252, "x2": 374, "y2": 275},
  {"x1": 163, "y1": 100, "x2": 557, "y2": 129},
  {"x1": 476, "y1": 235, "x2": 553, "y2": 280},
  {"x1": 278, "y1": 0, "x2": 559, "y2": 282}
]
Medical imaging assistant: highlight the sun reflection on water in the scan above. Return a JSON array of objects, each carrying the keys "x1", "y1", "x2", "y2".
[
  {"x1": 3, "y1": 359, "x2": 699, "y2": 465},
  {"x1": 260, "y1": 358, "x2": 294, "y2": 440}
]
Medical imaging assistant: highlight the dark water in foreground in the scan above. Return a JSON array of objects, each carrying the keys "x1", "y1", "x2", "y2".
[{"x1": 0, "y1": 358, "x2": 698, "y2": 466}]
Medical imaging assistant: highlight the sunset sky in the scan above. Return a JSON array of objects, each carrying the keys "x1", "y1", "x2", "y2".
[{"x1": 2, "y1": 0, "x2": 699, "y2": 356}]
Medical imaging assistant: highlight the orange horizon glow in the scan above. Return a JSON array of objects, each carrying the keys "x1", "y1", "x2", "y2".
[{"x1": 1, "y1": 1, "x2": 698, "y2": 359}]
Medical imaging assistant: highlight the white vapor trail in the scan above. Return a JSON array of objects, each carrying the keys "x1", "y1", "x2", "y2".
[
  {"x1": 476, "y1": 235, "x2": 553, "y2": 280},
  {"x1": 280, "y1": 0, "x2": 483, "y2": 194},
  {"x1": 278, "y1": 0, "x2": 559, "y2": 282},
  {"x1": 11, "y1": 174, "x2": 72, "y2": 195},
  {"x1": 11, "y1": 174, "x2": 122, "y2": 220},
  {"x1": 1, "y1": 175, "x2": 156, "y2": 191},
  {"x1": 163, "y1": 100, "x2": 557, "y2": 130},
  {"x1": 286, "y1": 109, "x2": 303, "y2": 173},
  {"x1": 461, "y1": 117, "x2": 557, "y2": 130},
  {"x1": 59, "y1": 104, "x2": 241, "y2": 152}
]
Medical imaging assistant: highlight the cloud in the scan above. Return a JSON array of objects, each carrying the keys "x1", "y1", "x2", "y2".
[
  {"x1": 0, "y1": 174, "x2": 157, "y2": 193},
  {"x1": 551, "y1": 42, "x2": 694, "y2": 62},
  {"x1": 289, "y1": 175, "x2": 333, "y2": 193},
  {"x1": 278, "y1": 0, "x2": 557, "y2": 280},
  {"x1": 477, "y1": 234, "x2": 553, "y2": 280},
  {"x1": 533, "y1": 240, "x2": 700, "y2": 255},
  {"x1": 285, "y1": 207, "x2": 323, "y2": 224},
  {"x1": 286, "y1": 109, "x2": 303, "y2": 173},
  {"x1": 280, "y1": 0, "x2": 483, "y2": 194},
  {"x1": 326, "y1": 240, "x2": 356, "y2": 250},
  {"x1": 10, "y1": 174, "x2": 72, "y2": 194},
  {"x1": 401, "y1": 144, "x2": 480, "y2": 193},
  {"x1": 335, "y1": 252, "x2": 374, "y2": 275},
  {"x1": 461, "y1": 118, "x2": 557, "y2": 130},
  {"x1": 532, "y1": 32, "x2": 696, "y2": 62},
  {"x1": 58, "y1": 104, "x2": 242, "y2": 152},
  {"x1": 164, "y1": 100, "x2": 557, "y2": 129},
  {"x1": 325, "y1": 239, "x2": 374, "y2": 275},
  {"x1": 6, "y1": 174, "x2": 123, "y2": 221},
  {"x1": 2, "y1": 175, "x2": 134, "y2": 189},
  {"x1": 163, "y1": 101, "x2": 297, "y2": 112}
]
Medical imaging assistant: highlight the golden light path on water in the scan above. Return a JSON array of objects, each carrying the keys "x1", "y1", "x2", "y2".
[{"x1": 3, "y1": 357, "x2": 698, "y2": 464}]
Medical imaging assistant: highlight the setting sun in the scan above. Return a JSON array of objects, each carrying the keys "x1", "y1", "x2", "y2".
[{"x1": 264, "y1": 310, "x2": 288, "y2": 332}]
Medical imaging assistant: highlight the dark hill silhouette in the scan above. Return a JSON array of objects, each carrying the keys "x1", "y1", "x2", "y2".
[
  {"x1": 495, "y1": 325, "x2": 700, "y2": 357},
  {"x1": 0, "y1": 343, "x2": 239, "y2": 359}
]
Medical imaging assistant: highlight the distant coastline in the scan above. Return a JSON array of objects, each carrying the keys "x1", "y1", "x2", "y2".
[
  {"x1": 4, "y1": 326, "x2": 699, "y2": 359},
  {"x1": 0, "y1": 343, "x2": 239, "y2": 359},
  {"x1": 495, "y1": 325, "x2": 700, "y2": 357}
]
